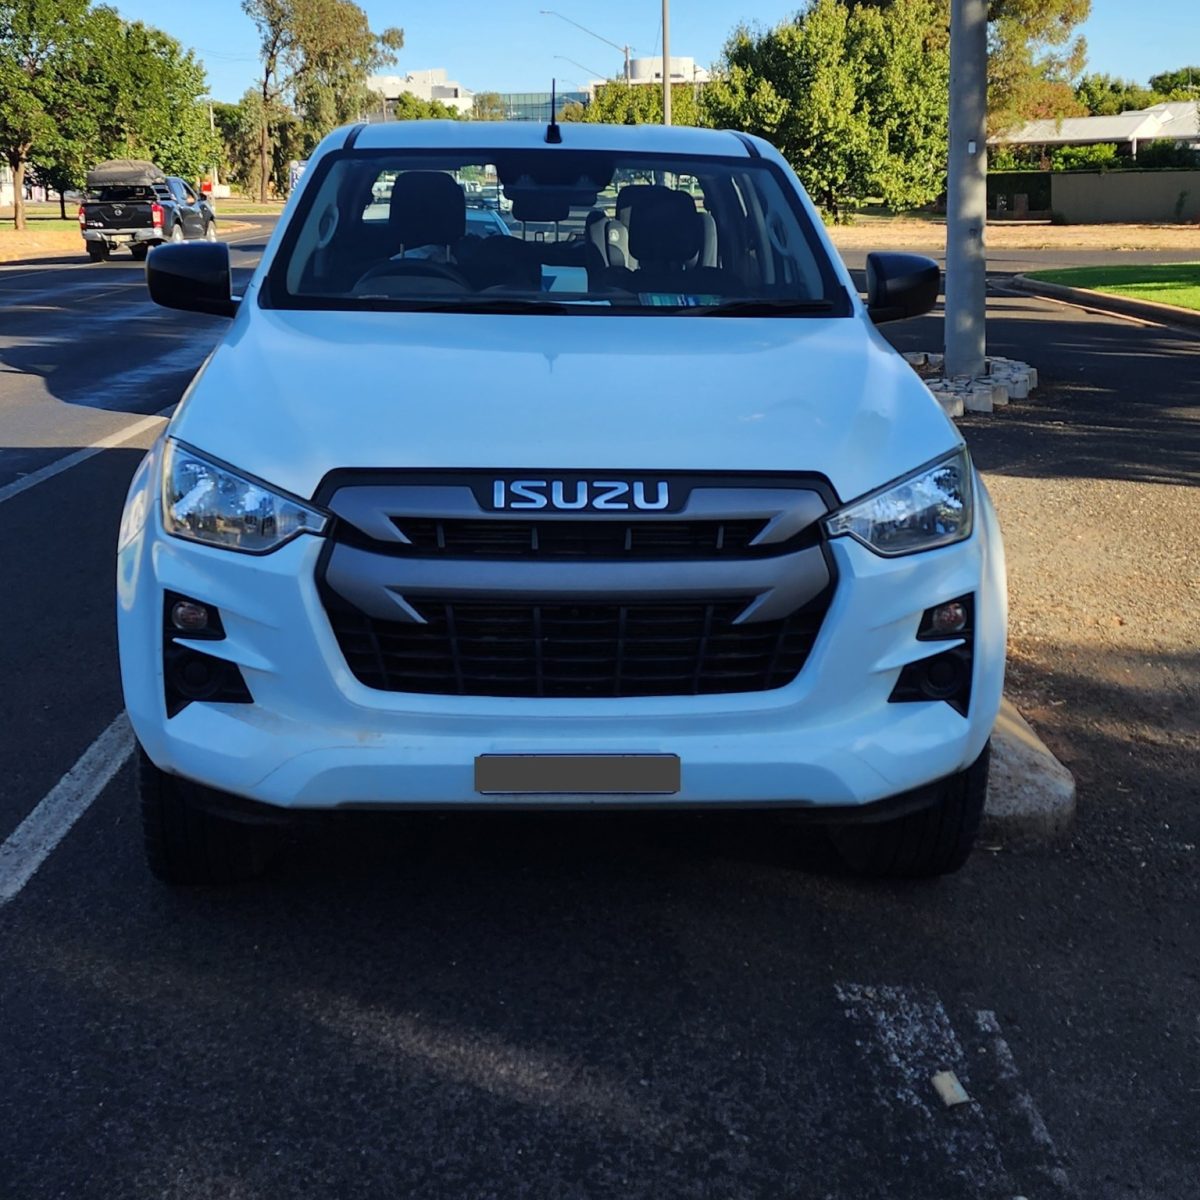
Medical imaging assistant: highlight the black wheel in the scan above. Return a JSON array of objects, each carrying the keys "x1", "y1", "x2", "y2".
[
  {"x1": 204, "y1": 220, "x2": 217, "y2": 242},
  {"x1": 138, "y1": 749, "x2": 275, "y2": 885},
  {"x1": 168, "y1": 221, "x2": 184, "y2": 244},
  {"x1": 829, "y1": 743, "x2": 990, "y2": 879},
  {"x1": 86, "y1": 243, "x2": 107, "y2": 262},
  {"x1": 130, "y1": 244, "x2": 149, "y2": 261}
]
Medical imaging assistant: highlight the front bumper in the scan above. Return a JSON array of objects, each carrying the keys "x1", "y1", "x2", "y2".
[{"x1": 117, "y1": 447, "x2": 1007, "y2": 813}]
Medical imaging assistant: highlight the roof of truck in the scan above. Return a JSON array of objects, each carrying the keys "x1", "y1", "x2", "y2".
[{"x1": 347, "y1": 120, "x2": 759, "y2": 158}]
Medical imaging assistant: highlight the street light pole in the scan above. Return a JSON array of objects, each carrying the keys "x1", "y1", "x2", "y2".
[
  {"x1": 539, "y1": 10, "x2": 632, "y2": 85},
  {"x1": 944, "y1": 0, "x2": 988, "y2": 379},
  {"x1": 661, "y1": 0, "x2": 671, "y2": 125}
]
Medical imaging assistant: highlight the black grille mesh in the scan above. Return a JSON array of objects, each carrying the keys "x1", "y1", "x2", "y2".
[
  {"x1": 328, "y1": 595, "x2": 828, "y2": 698},
  {"x1": 390, "y1": 518, "x2": 770, "y2": 559}
]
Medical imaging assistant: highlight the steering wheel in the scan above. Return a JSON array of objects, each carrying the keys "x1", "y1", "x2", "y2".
[{"x1": 354, "y1": 258, "x2": 471, "y2": 290}]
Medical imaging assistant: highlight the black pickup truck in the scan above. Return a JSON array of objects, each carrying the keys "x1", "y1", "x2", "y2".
[{"x1": 79, "y1": 159, "x2": 216, "y2": 261}]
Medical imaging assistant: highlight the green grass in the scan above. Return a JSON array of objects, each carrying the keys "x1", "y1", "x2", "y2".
[{"x1": 1027, "y1": 263, "x2": 1200, "y2": 312}]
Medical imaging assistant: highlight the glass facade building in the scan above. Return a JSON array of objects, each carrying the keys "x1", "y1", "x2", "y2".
[{"x1": 495, "y1": 93, "x2": 590, "y2": 122}]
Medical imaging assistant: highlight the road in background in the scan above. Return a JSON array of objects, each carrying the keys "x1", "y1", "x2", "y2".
[{"x1": 0, "y1": 221, "x2": 1197, "y2": 1197}]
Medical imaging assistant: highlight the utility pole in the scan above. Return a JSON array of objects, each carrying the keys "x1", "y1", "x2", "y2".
[
  {"x1": 944, "y1": 0, "x2": 988, "y2": 379},
  {"x1": 207, "y1": 100, "x2": 220, "y2": 192},
  {"x1": 539, "y1": 11, "x2": 632, "y2": 86},
  {"x1": 661, "y1": 0, "x2": 671, "y2": 125}
]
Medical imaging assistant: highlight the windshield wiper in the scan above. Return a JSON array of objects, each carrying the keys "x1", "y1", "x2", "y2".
[{"x1": 685, "y1": 299, "x2": 837, "y2": 317}]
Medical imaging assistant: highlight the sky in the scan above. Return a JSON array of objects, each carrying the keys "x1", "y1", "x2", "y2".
[{"x1": 108, "y1": 0, "x2": 1200, "y2": 104}]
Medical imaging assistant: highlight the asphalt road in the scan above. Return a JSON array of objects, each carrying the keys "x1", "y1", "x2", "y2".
[{"x1": 0, "y1": 225, "x2": 1197, "y2": 1199}]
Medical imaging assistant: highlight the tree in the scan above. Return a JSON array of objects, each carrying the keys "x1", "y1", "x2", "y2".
[
  {"x1": 291, "y1": 0, "x2": 402, "y2": 150},
  {"x1": 987, "y1": 0, "x2": 1091, "y2": 133},
  {"x1": 0, "y1": 0, "x2": 91, "y2": 229},
  {"x1": 562, "y1": 80, "x2": 706, "y2": 127},
  {"x1": 472, "y1": 91, "x2": 505, "y2": 120},
  {"x1": 851, "y1": 0, "x2": 950, "y2": 209},
  {"x1": 242, "y1": 0, "x2": 402, "y2": 200},
  {"x1": 704, "y1": 1, "x2": 881, "y2": 220},
  {"x1": 1148, "y1": 66, "x2": 1200, "y2": 96},
  {"x1": 1074, "y1": 73, "x2": 1164, "y2": 117}
]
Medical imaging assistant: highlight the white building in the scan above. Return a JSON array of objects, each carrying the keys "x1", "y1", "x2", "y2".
[
  {"x1": 627, "y1": 56, "x2": 710, "y2": 87},
  {"x1": 368, "y1": 69, "x2": 474, "y2": 117},
  {"x1": 1, "y1": 163, "x2": 14, "y2": 208},
  {"x1": 993, "y1": 100, "x2": 1200, "y2": 157}
]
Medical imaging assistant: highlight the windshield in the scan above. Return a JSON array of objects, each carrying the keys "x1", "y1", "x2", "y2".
[{"x1": 266, "y1": 148, "x2": 850, "y2": 316}]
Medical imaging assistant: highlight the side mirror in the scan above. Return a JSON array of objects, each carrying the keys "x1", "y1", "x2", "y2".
[
  {"x1": 866, "y1": 252, "x2": 941, "y2": 324},
  {"x1": 147, "y1": 242, "x2": 238, "y2": 319}
]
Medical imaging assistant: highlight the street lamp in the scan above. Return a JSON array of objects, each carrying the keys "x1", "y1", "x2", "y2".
[{"x1": 539, "y1": 9, "x2": 632, "y2": 84}]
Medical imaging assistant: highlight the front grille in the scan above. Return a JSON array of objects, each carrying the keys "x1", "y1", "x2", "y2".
[
  {"x1": 387, "y1": 518, "x2": 772, "y2": 559},
  {"x1": 327, "y1": 594, "x2": 829, "y2": 698}
]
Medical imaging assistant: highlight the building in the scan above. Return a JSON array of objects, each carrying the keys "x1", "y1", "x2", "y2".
[
  {"x1": 992, "y1": 101, "x2": 1200, "y2": 159},
  {"x1": 494, "y1": 92, "x2": 590, "y2": 122},
  {"x1": 368, "y1": 69, "x2": 474, "y2": 118},
  {"x1": 626, "y1": 56, "x2": 710, "y2": 88},
  {"x1": 0, "y1": 163, "x2": 13, "y2": 209}
]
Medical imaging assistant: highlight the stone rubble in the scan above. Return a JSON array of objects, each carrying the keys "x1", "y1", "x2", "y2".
[{"x1": 901, "y1": 352, "x2": 1038, "y2": 419}]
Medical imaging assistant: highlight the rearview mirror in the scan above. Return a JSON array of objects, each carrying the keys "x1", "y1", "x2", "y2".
[
  {"x1": 147, "y1": 242, "x2": 238, "y2": 318},
  {"x1": 866, "y1": 252, "x2": 940, "y2": 324}
]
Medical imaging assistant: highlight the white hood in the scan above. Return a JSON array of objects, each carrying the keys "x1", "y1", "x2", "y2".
[{"x1": 170, "y1": 304, "x2": 960, "y2": 505}]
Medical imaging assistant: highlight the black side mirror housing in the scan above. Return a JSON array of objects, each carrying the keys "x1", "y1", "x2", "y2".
[
  {"x1": 147, "y1": 242, "x2": 238, "y2": 319},
  {"x1": 866, "y1": 252, "x2": 941, "y2": 324}
]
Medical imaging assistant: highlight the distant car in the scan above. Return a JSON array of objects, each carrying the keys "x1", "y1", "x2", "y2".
[
  {"x1": 79, "y1": 160, "x2": 215, "y2": 261},
  {"x1": 465, "y1": 208, "x2": 511, "y2": 238},
  {"x1": 479, "y1": 185, "x2": 513, "y2": 213}
]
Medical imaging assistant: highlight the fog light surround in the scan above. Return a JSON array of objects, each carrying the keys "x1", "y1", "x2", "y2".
[{"x1": 890, "y1": 594, "x2": 976, "y2": 716}]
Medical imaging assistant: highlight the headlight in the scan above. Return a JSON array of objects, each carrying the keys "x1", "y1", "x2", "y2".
[
  {"x1": 161, "y1": 440, "x2": 328, "y2": 553},
  {"x1": 825, "y1": 449, "x2": 973, "y2": 556}
]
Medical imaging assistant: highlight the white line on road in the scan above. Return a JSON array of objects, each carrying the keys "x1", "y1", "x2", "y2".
[
  {"x1": 976, "y1": 1009, "x2": 1074, "y2": 1194},
  {"x1": 0, "y1": 407, "x2": 171, "y2": 507},
  {"x1": 0, "y1": 713, "x2": 133, "y2": 907}
]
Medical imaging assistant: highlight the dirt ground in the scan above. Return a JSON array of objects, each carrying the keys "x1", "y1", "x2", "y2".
[
  {"x1": 0, "y1": 220, "x2": 254, "y2": 264},
  {"x1": 828, "y1": 216, "x2": 1200, "y2": 253}
]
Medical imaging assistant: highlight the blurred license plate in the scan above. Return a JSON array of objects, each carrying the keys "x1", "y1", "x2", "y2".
[{"x1": 474, "y1": 754, "x2": 680, "y2": 795}]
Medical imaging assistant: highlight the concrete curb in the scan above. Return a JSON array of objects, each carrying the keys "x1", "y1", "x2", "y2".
[
  {"x1": 1010, "y1": 274, "x2": 1200, "y2": 334},
  {"x1": 985, "y1": 698, "x2": 1076, "y2": 846}
]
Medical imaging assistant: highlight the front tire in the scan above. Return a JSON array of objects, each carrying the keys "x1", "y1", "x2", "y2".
[
  {"x1": 204, "y1": 220, "x2": 217, "y2": 242},
  {"x1": 829, "y1": 743, "x2": 990, "y2": 879},
  {"x1": 138, "y1": 750, "x2": 275, "y2": 885},
  {"x1": 168, "y1": 222, "x2": 184, "y2": 244}
]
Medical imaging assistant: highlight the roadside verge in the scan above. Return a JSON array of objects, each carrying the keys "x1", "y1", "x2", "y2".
[
  {"x1": 1010, "y1": 274, "x2": 1200, "y2": 333},
  {"x1": 0, "y1": 219, "x2": 256, "y2": 265}
]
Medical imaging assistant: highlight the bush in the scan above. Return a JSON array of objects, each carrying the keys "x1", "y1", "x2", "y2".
[{"x1": 1048, "y1": 143, "x2": 1124, "y2": 171}]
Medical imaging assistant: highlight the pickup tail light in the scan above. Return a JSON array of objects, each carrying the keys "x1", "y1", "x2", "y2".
[
  {"x1": 151, "y1": 203, "x2": 164, "y2": 228},
  {"x1": 77, "y1": 205, "x2": 85, "y2": 228}
]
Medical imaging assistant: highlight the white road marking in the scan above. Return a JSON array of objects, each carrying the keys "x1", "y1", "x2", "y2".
[
  {"x1": 836, "y1": 982, "x2": 1012, "y2": 1191},
  {"x1": 977, "y1": 1009, "x2": 1074, "y2": 1193},
  {"x1": 0, "y1": 407, "x2": 171, "y2": 507},
  {"x1": 0, "y1": 712, "x2": 133, "y2": 907}
]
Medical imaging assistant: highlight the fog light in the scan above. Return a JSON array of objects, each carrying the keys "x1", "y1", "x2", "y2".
[
  {"x1": 171, "y1": 600, "x2": 210, "y2": 632},
  {"x1": 929, "y1": 601, "x2": 968, "y2": 636}
]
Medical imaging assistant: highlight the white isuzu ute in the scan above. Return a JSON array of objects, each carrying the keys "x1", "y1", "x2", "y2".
[{"x1": 117, "y1": 119, "x2": 1006, "y2": 884}]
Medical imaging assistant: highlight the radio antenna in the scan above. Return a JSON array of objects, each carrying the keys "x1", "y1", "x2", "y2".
[{"x1": 545, "y1": 78, "x2": 563, "y2": 143}]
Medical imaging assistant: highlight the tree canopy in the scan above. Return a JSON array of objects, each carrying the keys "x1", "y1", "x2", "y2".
[{"x1": 1, "y1": 0, "x2": 217, "y2": 228}]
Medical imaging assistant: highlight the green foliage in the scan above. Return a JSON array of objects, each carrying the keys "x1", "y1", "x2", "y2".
[
  {"x1": 388, "y1": 93, "x2": 466, "y2": 121},
  {"x1": 471, "y1": 92, "x2": 505, "y2": 121},
  {"x1": 1, "y1": 1, "x2": 216, "y2": 226},
  {"x1": 705, "y1": 1, "x2": 880, "y2": 221},
  {"x1": 1074, "y1": 73, "x2": 1164, "y2": 117},
  {"x1": 1148, "y1": 66, "x2": 1200, "y2": 96},
  {"x1": 573, "y1": 80, "x2": 706, "y2": 127},
  {"x1": 1135, "y1": 140, "x2": 1200, "y2": 170},
  {"x1": 241, "y1": 0, "x2": 403, "y2": 196},
  {"x1": 1047, "y1": 142, "x2": 1120, "y2": 170},
  {"x1": 850, "y1": 0, "x2": 950, "y2": 209},
  {"x1": 986, "y1": 0, "x2": 1091, "y2": 134}
]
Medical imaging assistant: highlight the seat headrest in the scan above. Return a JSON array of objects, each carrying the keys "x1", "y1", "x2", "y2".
[
  {"x1": 627, "y1": 189, "x2": 703, "y2": 265},
  {"x1": 389, "y1": 172, "x2": 465, "y2": 248},
  {"x1": 615, "y1": 184, "x2": 663, "y2": 227}
]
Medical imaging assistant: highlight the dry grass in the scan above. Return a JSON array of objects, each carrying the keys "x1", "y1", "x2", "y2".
[{"x1": 826, "y1": 215, "x2": 1200, "y2": 252}]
